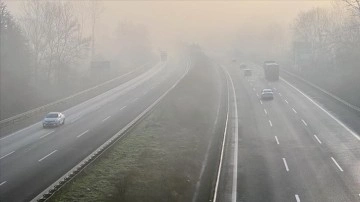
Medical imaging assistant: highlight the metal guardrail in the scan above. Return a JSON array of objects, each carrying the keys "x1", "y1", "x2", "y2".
[
  {"x1": 281, "y1": 69, "x2": 360, "y2": 113},
  {"x1": 0, "y1": 63, "x2": 150, "y2": 129},
  {"x1": 31, "y1": 60, "x2": 191, "y2": 202}
]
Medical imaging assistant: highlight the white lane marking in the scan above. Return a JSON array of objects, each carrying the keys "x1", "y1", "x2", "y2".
[
  {"x1": 256, "y1": 93, "x2": 259, "y2": 97},
  {"x1": 301, "y1": 119, "x2": 308, "y2": 126},
  {"x1": 260, "y1": 100, "x2": 263, "y2": 105},
  {"x1": 38, "y1": 150, "x2": 57, "y2": 162},
  {"x1": 132, "y1": 98, "x2": 139, "y2": 102},
  {"x1": 314, "y1": 135, "x2": 322, "y2": 144},
  {"x1": 281, "y1": 78, "x2": 360, "y2": 141},
  {"x1": 273, "y1": 87, "x2": 277, "y2": 90},
  {"x1": 77, "y1": 130, "x2": 89, "y2": 138},
  {"x1": 282, "y1": 158, "x2": 289, "y2": 172},
  {"x1": 279, "y1": 92, "x2": 282, "y2": 96},
  {"x1": 264, "y1": 109, "x2": 268, "y2": 115},
  {"x1": 269, "y1": 120, "x2": 273, "y2": 127},
  {"x1": 0, "y1": 151, "x2": 15, "y2": 160},
  {"x1": 292, "y1": 108, "x2": 297, "y2": 114},
  {"x1": 0, "y1": 181, "x2": 7, "y2": 186},
  {"x1": 285, "y1": 99, "x2": 289, "y2": 104},
  {"x1": 102, "y1": 116, "x2": 111, "y2": 122},
  {"x1": 295, "y1": 194, "x2": 300, "y2": 202},
  {"x1": 119, "y1": 106, "x2": 127, "y2": 111},
  {"x1": 275, "y1": 136, "x2": 280, "y2": 144},
  {"x1": 331, "y1": 157, "x2": 344, "y2": 172},
  {"x1": 39, "y1": 131, "x2": 54, "y2": 139},
  {"x1": 253, "y1": 87, "x2": 256, "y2": 91}
]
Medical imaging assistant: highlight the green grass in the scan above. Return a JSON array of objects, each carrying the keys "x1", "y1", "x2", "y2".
[{"x1": 49, "y1": 57, "x2": 221, "y2": 202}]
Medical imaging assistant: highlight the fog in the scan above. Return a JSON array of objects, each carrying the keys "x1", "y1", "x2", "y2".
[
  {"x1": 3, "y1": 0, "x2": 360, "y2": 120},
  {"x1": 5, "y1": 1, "x2": 332, "y2": 53}
]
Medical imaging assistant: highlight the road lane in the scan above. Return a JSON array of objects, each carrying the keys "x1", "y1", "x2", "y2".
[
  {"x1": 217, "y1": 60, "x2": 360, "y2": 201},
  {"x1": 0, "y1": 59, "x2": 187, "y2": 201},
  {"x1": 244, "y1": 62, "x2": 360, "y2": 201}
]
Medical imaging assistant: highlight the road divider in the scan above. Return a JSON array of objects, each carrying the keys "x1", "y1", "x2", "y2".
[
  {"x1": 331, "y1": 157, "x2": 344, "y2": 172},
  {"x1": 31, "y1": 60, "x2": 191, "y2": 202},
  {"x1": 282, "y1": 158, "x2": 289, "y2": 172},
  {"x1": 38, "y1": 150, "x2": 57, "y2": 162},
  {"x1": 314, "y1": 135, "x2": 322, "y2": 144},
  {"x1": 76, "y1": 130, "x2": 89, "y2": 138},
  {"x1": 0, "y1": 151, "x2": 15, "y2": 160},
  {"x1": 275, "y1": 136, "x2": 279, "y2": 144}
]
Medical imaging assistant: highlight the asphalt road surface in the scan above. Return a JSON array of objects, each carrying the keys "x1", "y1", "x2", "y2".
[
  {"x1": 215, "y1": 61, "x2": 360, "y2": 202},
  {"x1": 0, "y1": 60, "x2": 187, "y2": 202}
]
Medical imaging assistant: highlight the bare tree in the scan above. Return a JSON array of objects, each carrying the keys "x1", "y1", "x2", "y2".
[
  {"x1": 343, "y1": 0, "x2": 360, "y2": 17},
  {"x1": 21, "y1": 0, "x2": 90, "y2": 81},
  {"x1": 88, "y1": 1, "x2": 103, "y2": 60}
]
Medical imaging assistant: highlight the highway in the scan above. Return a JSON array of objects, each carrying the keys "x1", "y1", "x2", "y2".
[
  {"x1": 0, "y1": 59, "x2": 188, "y2": 202},
  {"x1": 214, "y1": 61, "x2": 360, "y2": 202}
]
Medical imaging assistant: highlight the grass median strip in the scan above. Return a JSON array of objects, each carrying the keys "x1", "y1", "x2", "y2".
[{"x1": 49, "y1": 56, "x2": 223, "y2": 202}]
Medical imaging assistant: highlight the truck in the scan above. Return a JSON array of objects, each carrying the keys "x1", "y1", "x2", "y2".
[{"x1": 263, "y1": 61, "x2": 279, "y2": 81}]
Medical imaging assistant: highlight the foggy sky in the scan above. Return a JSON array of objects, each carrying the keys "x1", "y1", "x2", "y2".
[{"x1": 5, "y1": 1, "x2": 332, "y2": 52}]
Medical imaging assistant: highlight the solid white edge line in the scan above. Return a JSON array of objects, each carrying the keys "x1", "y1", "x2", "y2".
[
  {"x1": 0, "y1": 151, "x2": 15, "y2": 160},
  {"x1": 314, "y1": 135, "x2": 322, "y2": 144},
  {"x1": 38, "y1": 150, "x2": 57, "y2": 162},
  {"x1": 295, "y1": 194, "x2": 300, "y2": 202},
  {"x1": 281, "y1": 78, "x2": 360, "y2": 141},
  {"x1": 226, "y1": 67, "x2": 239, "y2": 202},
  {"x1": 292, "y1": 108, "x2": 297, "y2": 114},
  {"x1": 212, "y1": 70, "x2": 230, "y2": 202},
  {"x1": 77, "y1": 130, "x2": 89, "y2": 138},
  {"x1": 39, "y1": 131, "x2": 54, "y2": 139},
  {"x1": 301, "y1": 119, "x2": 308, "y2": 126},
  {"x1": 102, "y1": 116, "x2": 111, "y2": 122},
  {"x1": 0, "y1": 181, "x2": 7, "y2": 186},
  {"x1": 331, "y1": 157, "x2": 344, "y2": 172},
  {"x1": 269, "y1": 120, "x2": 273, "y2": 127},
  {"x1": 275, "y1": 136, "x2": 279, "y2": 144},
  {"x1": 282, "y1": 158, "x2": 289, "y2": 172}
]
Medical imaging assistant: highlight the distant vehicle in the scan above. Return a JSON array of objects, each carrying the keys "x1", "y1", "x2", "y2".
[
  {"x1": 240, "y1": 64, "x2": 247, "y2": 69},
  {"x1": 90, "y1": 61, "x2": 111, "y2": 69},
  {"x1": 43, "y1": 112, "x2": 65, "y2": 128},
  {"x1": 263, "y1": 61, "x2": 279, "y2": 81},
  {"x1": 244, "y1": 69, "x2": 252, "y2": 77},
  {"x1": 261, "y1": 88, "x2": 274, "y2": 100},
  {"x1": 160, "y1": 51, "x2": 167, "y2": 61}
]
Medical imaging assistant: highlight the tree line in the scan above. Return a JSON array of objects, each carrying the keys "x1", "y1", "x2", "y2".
[{"x1": 0, "y1": 0, "x2": 154, "y2": 119}]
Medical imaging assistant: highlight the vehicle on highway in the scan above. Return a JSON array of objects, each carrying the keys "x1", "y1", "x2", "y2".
[
  {"x1": 263, "y1": 61, "x2": 279, "y2": 81},
  {"x1": 244, "y1": 69, "x2": 252, "y2": 77},
  {"x1": 261, "y1": 88, "x2": 274, "y2": 100},
  {"x1": 42, "y1": 112, "x2": 65, "y2": 128},
  {"x1": 240, "y1": 64, "x2": 247, "y2": 69}
]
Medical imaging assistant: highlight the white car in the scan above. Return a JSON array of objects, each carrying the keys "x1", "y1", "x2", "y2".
[
  {"x1": 42, "y1": 112, "x2": 65, "y2": 128},
  {"x1": 261, "y1": 89, "x2": 274, "y2": 100}
]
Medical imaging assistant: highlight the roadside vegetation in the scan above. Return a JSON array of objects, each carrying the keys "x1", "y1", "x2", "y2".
[{"x1": 48, "y1": 53, "x2": 224, "y2": 202}]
